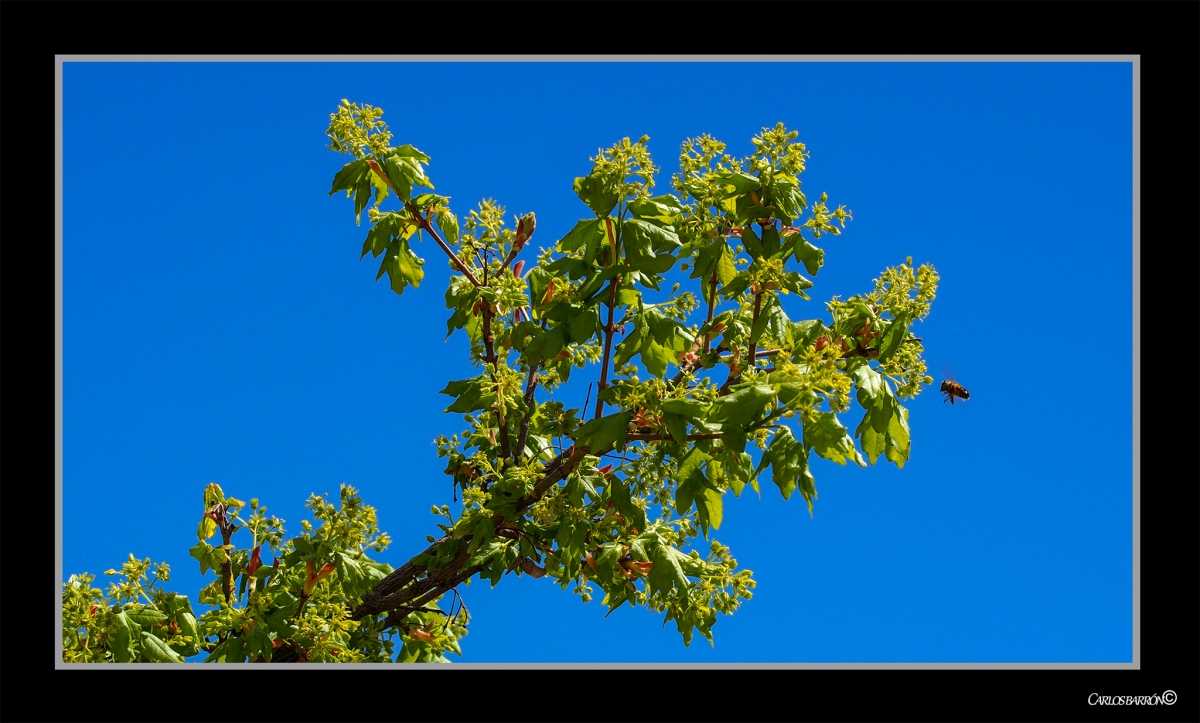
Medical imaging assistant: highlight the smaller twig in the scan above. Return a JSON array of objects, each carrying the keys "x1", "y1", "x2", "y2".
[
  {"x1": 703, "y1": 270, "x2": 718, "y2": 354},
  {"x1": 514, "y1": 363, "x2": 541, "y2": 461},
  {"x1": 627, "y1": 432, "x2": 724, "y2": 442},
  {"x1": 594, "y1": 277, "x2": 621, "y2": 420},
  {"x1": 363, "y1": 161, "x2": 481, "y2": 287},
  {"x1": 735, "y1": 348, "x2": 782, "y2": 359},
  {"x1": 746, "y1": 292, "x2": 764, "y2": 367}
]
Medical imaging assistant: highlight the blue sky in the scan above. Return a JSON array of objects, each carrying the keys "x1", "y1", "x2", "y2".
[{"x1": 59, "y1": 60, "x2": 1133, "y2": 663}]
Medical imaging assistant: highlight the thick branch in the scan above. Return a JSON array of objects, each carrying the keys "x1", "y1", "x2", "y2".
[
  {"x1": 515, "y1": 444, "x2": 590, "y2": 515},
  {"x1": 352, "y1": 444, "x2": 593, "y2": 621},
  {"x1": 403, "y1": 565, "x2": 485, "y2": 612}
]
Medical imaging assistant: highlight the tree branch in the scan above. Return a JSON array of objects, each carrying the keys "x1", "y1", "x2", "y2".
[
  {"x1": 703, "y1": 270, "x2": 718, "y2": 354},
  {"x1": 746, "y1": 291, "x2": 763, "y2": 368},
  {"x1": 352, "y1": 444, "x2": 594, "y2": 621},
  {"x1": 594, "y1": 277, "x2": 620, "y2": 420},
  {"x1": 514, "y1": 363, "x2": 540, "y2": 461},
  {"x1": 207, "y1": 504, "x2": 237, "y2": 606},
  {"x1": 626, "y1": 432, "x2": 724, "y2": 442},
  {"x1": 365, "y1": 160, "x2": 482, "y2": 287}
]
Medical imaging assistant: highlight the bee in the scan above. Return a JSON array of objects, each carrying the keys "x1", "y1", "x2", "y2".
[
  {"x1": 940, "y1": 380, "x2": 970, "y2": 405},
  {"x1": 938, "y1": 363, "x2": 969, "y2": 405}
]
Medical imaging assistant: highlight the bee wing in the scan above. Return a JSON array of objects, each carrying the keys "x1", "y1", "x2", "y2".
[{"x1": 938, "y1": 363, "x2": 957, "y2": 382}]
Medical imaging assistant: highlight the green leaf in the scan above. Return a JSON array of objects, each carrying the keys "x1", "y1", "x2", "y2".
[
  {"x1": 541, "y1": 324, "x2": 567, "y2": 362},
  {"x1": 385, "y1": 154, "x2": 432, "y2": 198},
  {"x1": 574, "y1": 175, "x2": 619, "y2": 218},
  {"x1": 791, "y1": 236, "x2": 824, "y2": 276},
  {"x1": 466, "y1": 539, "x2": 506, "y2": 569},
  {"x1": 876, "y1": 312, "x2": 910, "y2": 363},
  {"x1": 391, "y1": 143, "x2": 431, "y2": 163},
  {"x1": 661, "y1": 398, "x2": 711, "y2": 419},
  {"x1": 885, "y1": 403, "x2": 911, "y2": 468},
  {"x1": 109, "y1": 612, "x2": 137, "y2": 662},
  {"x1": 376, "y1": 237, "x2": 425, "y2": 295},
  {"x1": 328, "y1": 159, "x2": 369, "y2": 196},
  {"x1": 627, "y1": 251, "x2": 678, "y2": 277},
  {"x1": 613, "y1": 319, "x2": 647, "y2": 368},
  {"x1": 196, "y1": 511, "x2": 216, "y2": 540},
  {"x1": 662, "y1": 413, "x2": 689, "y2": 445},
  {"x1": 690, "y1": 239, "x2": 724, "y2": 281},
  {"x1": 857, "y1": 414, "x2": 887, "y2": 465},
  {"x1": 676, "y1": 462, "x2": 723, "y2": 539},
  {"x1": 245, "y1": 626, "x2": 273, "y2": 663},
  {"x1": 716, "y1": 245, "x2": 738, "y2": 286},
  {"x1": 693, "y1": 477, "x2": 724, "y2": 538},
  {"x1": 720, "y1": 425, "x2": 747, "y2": 455},
  {"x1": 627, "y1": 194, "x2": 683, "y2": 224},
  {"x1": 761, "y1": 226, "x2": 781, "y2": 257},
  {"x1": 748, "y1": 295, "x2": 776, "y2": 346},
  {"x1": 641, "y1": 339, "x2": 675, "y2": 378},
  {"x1": 571, "y1": 411, "x2": 632, "y2": 453},
  {"x1": 804, "y1": 412, "x2": 866, "y2": 467},
  {"x1": 676, "y1": 447, "x2": 711, "y2": 486},
  {"x1": 175, "y1": 612, "x2": 200, "y2": 657},
  {"x1": 709, "y1": 384, "x2": 775, "y2": 427},
  {"x1": 722, "y1": 450, "x2": 755, "y2": 497},
  {"x1": 436, "y1": 211, "x2": 459, "y2": 246},
  {"x1": 761, "y1": 426, "x2": 817, "y2": 513},
  {"x1": 648, "y1": 542, "x2": 691, "y2": 596},
  {"x1": 267, "y1": 593, "x2": 300, "y2": 638},
  {"x1": 336, "y1": 551, "x2": 369, "y2": 599},
  {"x1": 190, "y1": 541, "x2": 214, "y2": 574},
  {"x1": 558, "y1": 218, "x2": 606, "y2": 257},
  {"x1": 740, "y1": 226, "x2": 765, "y2": 260},
  {"x1": 610, "y1": 478, "x2": 647, "y2": 532},
  {"x1": 440, "y1": 377, "x2": 488, "y2": 414},
  {"x1": 370, "y1": 168, "x2": 390, "y2": 209},
  {"x1": 568, "y1": 308, "x2": 598, "y2": 344},
  {"x1": 205, "y1": 546, "x2": 228, "y2": 575},
  {"x1": 139, "y1": 631, "x2": 185, "y2": 663},
  {"x1": 624, "y1": 219, "x2": 681, "y2": 254},
  {"x1": 771, "y1": 177, "x2": 807, "y2": 220},
  {"x1": 352, "y1": 173, "x2": 373, "y2": 226},
  {"x1": 577, "y1": 264, "x2": 629, "y2": 302},
  {"x1": 126, "y1": 607, "x2": 168, "y2": 630},
  {"x1": 853, "y1": 364, "x2": 887, "y2": 405},
  {"x1": 717, "y1": 171, "x2": 761, "y2": 193}
]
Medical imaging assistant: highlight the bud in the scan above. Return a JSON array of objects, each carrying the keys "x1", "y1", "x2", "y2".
[
  {"x1": 514, "y1": 212, "x2": 537, "y2": 251},
  {"x1": 512, "y1": 260, "x2": 525, "y2": 278},
  {"x1": 410, "y1": 628, "x2": 435, "y2": 643},
  {"x1": 247, "y1": 545, "x2": 263, "y2": 576}
]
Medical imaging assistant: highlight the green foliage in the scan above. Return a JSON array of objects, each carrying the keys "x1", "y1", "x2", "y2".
[
  {"x1": 63, "y1": 102, "x2": 941, "y2": 662},
  {"x1": 63, "y1": 485, "x2": 466, "y2": 663}
]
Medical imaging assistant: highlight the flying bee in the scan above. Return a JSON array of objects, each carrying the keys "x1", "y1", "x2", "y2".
[
  {"x1": 940, "y1": 379, "x2": 970, "y2": 405},
  {"x1": 939, "y1": 363, "x2": 969, "y2": 405}
]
